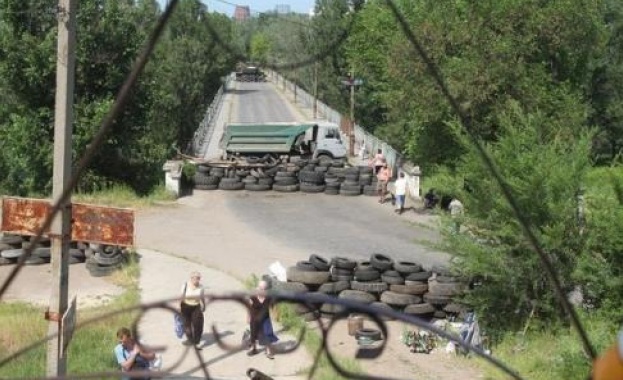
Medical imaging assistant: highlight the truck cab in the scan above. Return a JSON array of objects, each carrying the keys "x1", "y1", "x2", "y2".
[{"x1": 303, "y1": 122, "x2": 347, "y2": 160}]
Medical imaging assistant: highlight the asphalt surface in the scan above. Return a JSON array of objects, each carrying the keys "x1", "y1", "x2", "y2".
[
  {"x1": 224, "y1": 192, "x2": 448, "y2": 269},
  {"x1": 230, "y1": 81, "x2": 298, "y2": 123}
]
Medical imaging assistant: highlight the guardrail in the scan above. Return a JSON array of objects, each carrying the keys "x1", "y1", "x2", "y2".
[{"x1": 189, "y1": 73, "x2": 234, "y2": 156}]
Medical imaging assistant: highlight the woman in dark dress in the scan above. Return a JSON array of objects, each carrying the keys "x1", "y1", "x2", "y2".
[{"x1": 247, "y1": 280, "x2": 278, "y2": 359}]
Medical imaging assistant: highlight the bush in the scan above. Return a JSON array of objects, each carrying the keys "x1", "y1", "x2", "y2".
[{"x1": 443, "y1": 105, "x2": 593, "y2": 339}]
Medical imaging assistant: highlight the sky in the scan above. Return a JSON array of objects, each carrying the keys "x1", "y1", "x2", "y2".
[{"x1": 157, "y1": 0, "x2": 316, "y2": 16}]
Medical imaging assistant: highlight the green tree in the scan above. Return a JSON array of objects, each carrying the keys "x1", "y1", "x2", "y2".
[{"x1": 443, "y1": 105, "x2": 592, "y2": 337}]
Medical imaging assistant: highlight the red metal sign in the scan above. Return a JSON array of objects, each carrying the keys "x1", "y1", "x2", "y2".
[{"x1": 1, "y1": 197, "x2": 134, "y2": 247}]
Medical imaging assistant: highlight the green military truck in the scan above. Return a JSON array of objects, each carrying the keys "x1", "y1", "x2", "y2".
[{"x1": 200, "y1": 122, "x2": 347, "y2": 168}]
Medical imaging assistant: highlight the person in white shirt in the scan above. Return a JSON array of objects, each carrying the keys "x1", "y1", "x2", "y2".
[
  {"x1": 448, "y1": 198, "x2": 464, "y2": 233},
  {"x1": 180, "y1": 271, "x2": 206, "y2": 349},
  {"x1": 394, "y1": 172, "x2": 408, "y2": 215}
]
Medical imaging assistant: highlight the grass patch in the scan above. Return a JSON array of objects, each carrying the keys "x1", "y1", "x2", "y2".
[
  {"x1": 479, "y1": 312, "x2": 618, "y2": 379},
  {"x1": 0, "y1": 256, "x2": 141, "y2": 378},
  {"x1": 274, "y1": 302, "x2": 362, "y2": 379},
  {"x1": 73, "y1": 183, "x2": 176, "y2": 208}
]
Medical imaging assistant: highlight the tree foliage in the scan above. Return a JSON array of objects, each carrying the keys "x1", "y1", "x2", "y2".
[{"x1": 0, "y1": 0, "x2": 235, "y2": 195}]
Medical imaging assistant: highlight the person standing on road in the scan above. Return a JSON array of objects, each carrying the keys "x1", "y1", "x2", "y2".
[
  {"x1": 394, "y1": 172, "x2": 408, "y2": 214},
  {"x1": 180, "y1": 271, "x2": 206, "y2": 349},
  {"x1": 114, "y1": 327, "x2": 155, "y2": 380},
  {"x1": 377, "y1": 161, "x2": 392, "y2": 204},
  {"x1": 370, "y1": 149, "x2": 385, "y2": 174},
  {"x1": 247, "y1": 280, "x2": 278, "y2": 359}
]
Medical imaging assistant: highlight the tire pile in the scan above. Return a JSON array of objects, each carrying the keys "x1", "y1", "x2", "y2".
[
  {"x1": 193, "y1": 158, "x2": 378, "y2": 196},
  {"x1": 273, "y1": 253, "x2": 468, "y2": 322},
  {"x1": 0, "y1": 233, "x2": 130, "y2": 277}
]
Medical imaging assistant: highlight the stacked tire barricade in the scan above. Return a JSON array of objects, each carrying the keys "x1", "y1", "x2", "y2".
[
  {"x1": 193, "y1": 158, "x2": 378, "y2": 196},
  {"x1": 0, "y1": 233, "x2": 131, "y2": 277},
  {"x1": 273, "y1": 253, "x2": 468, "y2": 322}
]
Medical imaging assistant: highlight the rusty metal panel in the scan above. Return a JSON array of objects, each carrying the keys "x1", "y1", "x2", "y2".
[
  {"x1": 1, "y1": 197, "x2": 50, "y2": 236},
  {"x1": 72, "y1": 202, "x2": 134, "y2": 247},
  {"x1": 1, "y1": 197, "x2": 134, "y2": 247}
]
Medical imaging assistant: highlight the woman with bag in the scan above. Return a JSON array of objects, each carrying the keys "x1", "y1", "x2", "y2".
[
  {"x1": 246, "y1": 280, "x2": 279, "y2": 359},
  {"x1": 180, "y1": 271, "x2": 206, "y2": 349}
]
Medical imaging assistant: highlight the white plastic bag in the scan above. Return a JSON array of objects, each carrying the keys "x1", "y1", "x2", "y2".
[
  {"x1": 150, "y1": 354, "x2": 162, "y2": 371},
  {"x1": 268, "y1": 261, "x2": 287, "y2": 282}
]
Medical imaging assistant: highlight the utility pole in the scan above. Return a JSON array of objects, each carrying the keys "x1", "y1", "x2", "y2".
[
  {"x1": 293, "y1": 69, "x2": 297, "y2": 104},
  {"x1": 47, "y1": 0, "x2": 77, "y2": 376},
  {"x1": 313, "y1": 62, "x2": 318, "y2": 119},
  {"x1": 349, "y1": 70, "x2": 355, "y2": 156}
]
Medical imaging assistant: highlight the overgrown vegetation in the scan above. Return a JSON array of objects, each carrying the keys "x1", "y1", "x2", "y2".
[
  {"x1": 0, "y1": 0, "x2": 236, "y2": 196},
  {"x1": 0, "y1": 255, "x2": 140, "y2": 377}
]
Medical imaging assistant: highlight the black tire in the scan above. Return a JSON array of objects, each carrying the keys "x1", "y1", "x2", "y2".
[
  {"x1": 257, "y1": 177, "x2": 274, "y2": 186},
  {"x1": 273, "y1": 281, "x2": 309, "y2": 293},
  {"x1": 381, "y1": 274, "x2": 405, "y2": 285},
  {"x1": 423, "y1": 293, "x2": 452, "y2": 305},
  {"x1": 1, "y1": 248, "x2": 23, "y2": 259},
  {"x1": 339, "y1": 189, "x2": 361, "y2": 196},
  {"x1": 273, "y1": 177, "x2": 298, "y2": 186},
  {"x1": 0, "y1": 257, "x2": 15, "y2": 265},
  {"x1": 309, "y1": 254, "x2": 330, "y2": 271},
  {"x1": 317, "y1": 280, "x2": 350, "y2": 294},
  {"x1": 275, "y1": 171, "x2": 296, "y2": 178},
  {"x1": 380, "y1": 291, "x2": 422, "y2": 306},
  {"x1": 245, "y1": 183, "x2": 271, "y2": 191},
  {"x1": 369, "y1": 302, "x2": 395, "y2": 321},
  {"x1": 331, "y1": 274, "x2": 353, "y2": 282},
  {"x1": 382, "y1": 270, "x2": 401, "y2": 277},
  {"x1": 194, "y1": 174, "x2": 220, "y2": 186},
  {"x1": 357, "y1": 261, "x2": 373, "y2": 270},
  {"x1": 300, "y1": 184, "x2": 325, "y2": 193},
  {"x1": 220, "y1": 177, "x2": 241, "y2": 184},
  {"x1": 331, "y1": 267, "x2": 353, "y2": 276},
  {"x1": 331, "y1": 257, "x2": 357, "y2": 270},
  {"x1": 389, "y1": 283, "x2": 428, "y2": 295},
  {"x1": 298, "y1": 171, "x2": 325, "y2": 184},
  {"x1": 433, "y1": 310, "x2": 447, "y2": 319},
  {"x1": 324, "y1": 189, "x2": 339, "y2": 195},
  {"x1": 273, "y1": 184, "x2": 299, "y2": 192},
  {"x1": 370, "y1": 253, "x2": 394, "y2": 271},
  {"x1": 359, "y1": 179, "x2": 372, "y2": 186},
  {"x1": 314, "y1": 166, "x2": 328, "y2": 173},
  {"x1": 87, "y1": 263, "x2": 122, "y2": 277},
  {"x1": 0, "y1": 242, "x2": 12, "y2": 251},
  {"x1": 196, "y1": 164, "x2": 210, "y2": 173},
  {"x1": 344, "y1": 174, "x2": 359, "y2": 182},
  {"x1": 242, "y1": 176, "x2": 258, "y2": 184},
  {"x1": 0, "y1": 235, "x2": 23, "y2": 245},
  {"x1": 404, "y1": 303, "x2": 435, "y2": 315},
  {"x1": 428, "y1": 280, "x2": 466, "y2": 296},
  {"x1": 355, "y1": 328, "x2": 382, "y2": 341},
  {"x1": 24, "y1": 257, "x2": 47, "y2": 265},
  {"x1": 286, "y1": 267, "x2": 330, "y2": 284},
  {"x1": 94, "y1": 252, "x2": 123, "y2": 266},
  {"x1": 353, "y1": 269, "x2": 381, "y2": 282},
  {"x1": 32, "y1": 247, "x2": 51, "y2": 259},
  {"x1": 70, "y1": 255, "x2": 85, "y2": 264},
  {"x1": 196, "y1": 184, "x2": 218, "y2": 190},
  {"x1": 296, "y1": 260, "x2": 318, "y2": 272},
  {"x1": 394, "y1": 261, "x2": 423, "y2": 274},
  {"x1": 338, "y1": 289, "x2": 377, "y2": 304},
  {"x1": 340, "y1": 184, "x2": 362, "y2": 192},
  {"x1": 406, "y1": 271, "x2": 432, "y2": 281},
  {"x1": 219, "y1": 181, "x2": 245, "y2": 190},
  {"x1": 350, "y1": 281, "x2": 388, "y2": 293}
]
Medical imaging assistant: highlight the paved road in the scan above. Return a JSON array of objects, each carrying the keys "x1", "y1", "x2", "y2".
[
  {"x1": 225, "y1": 192, "x2": 447, "y2": 269},
  {"x1": 230, "y1": 81, "x2": 298, "y2": 123}
]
